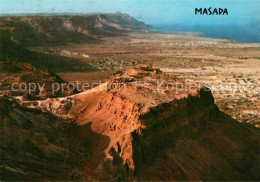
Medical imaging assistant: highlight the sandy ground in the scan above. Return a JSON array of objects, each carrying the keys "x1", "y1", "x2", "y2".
[{"x1": 40, "y1": 32, "x2": 260, "y2": 126}]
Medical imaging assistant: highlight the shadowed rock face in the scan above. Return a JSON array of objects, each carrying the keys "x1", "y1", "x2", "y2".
[
  {"x1": 3, "y1": 66, "x2": 260, "y2": 181},
  {"x1": 63, "y1": 66, "x2": 260, "y2": 180},
  {"x1": 0, "y1": 98, "x2": 110, "y2": 181},
  {"x1": 132, "y1": 95, "x2": 260, "y2": 181},
  {"x1": 0, "y1": 62, "x2": 77, "y2": 100}
]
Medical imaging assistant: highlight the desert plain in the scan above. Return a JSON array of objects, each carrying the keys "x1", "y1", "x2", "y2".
[{"x1": 35, "y1": 32, "x2": 260, "y2": 127}]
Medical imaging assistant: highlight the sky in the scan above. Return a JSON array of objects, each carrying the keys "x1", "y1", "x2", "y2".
[{"x1": 0, "y1": 0, "x2": 259, "y2": 25}]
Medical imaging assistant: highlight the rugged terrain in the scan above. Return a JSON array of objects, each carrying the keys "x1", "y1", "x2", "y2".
[
  {"x1": 0, "y1": 13, "x2": 146, "y2": 72},
  {"x1": 20, "y1": 66, "x2": 260, "y2": 180},
  {"x1": 0, "y1": 13, "x2": 146, "y2": 47},
  {"x1": 0, "y1": 13, "x2": 260, "y2": 181},
  {"x1": 0, "y1": 62, "x2": 77, "y2": 100},
  {"x1": 50, "y1": 33, "x2": 260, "y2": 127},
  {"x1": 0, "y1": 98, "x2": 110, "y2": 180}
]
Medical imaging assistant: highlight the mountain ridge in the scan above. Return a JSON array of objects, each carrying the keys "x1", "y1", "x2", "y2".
[
  {"x1": 18, "y1": 66, "x2": 260, "y2": 180},
  {"x1": 0, "y1": 13, "x2": 147, "y2": 47}
]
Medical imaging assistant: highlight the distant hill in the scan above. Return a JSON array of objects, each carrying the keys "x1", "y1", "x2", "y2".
[
  {"x1": 0, "y1": 13, "x2": 147, "y2": 47},
  {"x1": 0, "y1": 36, "x2": 97, "y2": 72},
  {"x1": 0, "y1": 13, "x2": 146, "y2": 72}
]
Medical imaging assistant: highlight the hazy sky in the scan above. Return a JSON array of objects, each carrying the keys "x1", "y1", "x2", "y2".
[{"x1": 0, "y1": 0, "x2": 259, "y2": 25}]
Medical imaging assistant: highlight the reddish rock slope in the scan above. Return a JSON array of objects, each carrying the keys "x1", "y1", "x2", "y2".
[
  {"x1": 22, "y1": 66, "x2": 260, "y2": 180},
  {"x1": 64, "y1": 66, "x2": 260, "y2": 180}
]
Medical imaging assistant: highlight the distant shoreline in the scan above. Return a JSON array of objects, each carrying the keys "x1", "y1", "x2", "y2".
[
  {"x1": 0, "y1": 13, "x2": 258, "y2": 44},
  {"x1": 147, "y1": 30, "x2": 203, "y2": 37},
  {"x1": 147, "y1": 24, "x2": 260, "y2": 44},
  {"x1": 147, "y1": 30, "x2": 235, "y2": 43}
]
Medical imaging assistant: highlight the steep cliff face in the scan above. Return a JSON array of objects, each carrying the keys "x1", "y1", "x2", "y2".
[
  {"x1": 0, "y1": 98, "x2": 110, "y2": 181},
  {"x1": 16, "y1": 66, "x2": 260, "y2": 180},
  {"x1": 63, "y1": 66, "x2": 260, "y2": 180},
  {"x1": 132, "y1": 94, "x2": 260, "y2": 181}
]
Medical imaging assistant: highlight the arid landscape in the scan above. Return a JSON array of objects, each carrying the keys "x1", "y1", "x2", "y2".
[
  {"x1": 0, "y1": 13, "x2": 260, "y2": 181},
  {"x1": 50, "y1": 33, "x2": 260, "y2": 127}
]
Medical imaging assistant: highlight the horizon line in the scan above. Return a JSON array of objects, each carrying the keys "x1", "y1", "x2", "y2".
[{"x1": 0, "y1": 12, "x2": 128, "y2": 16}]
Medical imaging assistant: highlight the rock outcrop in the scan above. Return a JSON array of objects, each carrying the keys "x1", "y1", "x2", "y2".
[
  {"x1": 16, "y1": 66, "x2": 260, "y2": 180},
  {"x1": 57, "y1": 66, "x2": 260, "y2": 180},
  {"x1": 0, "y1": 62, "x2": 77, "y2": 100}
]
